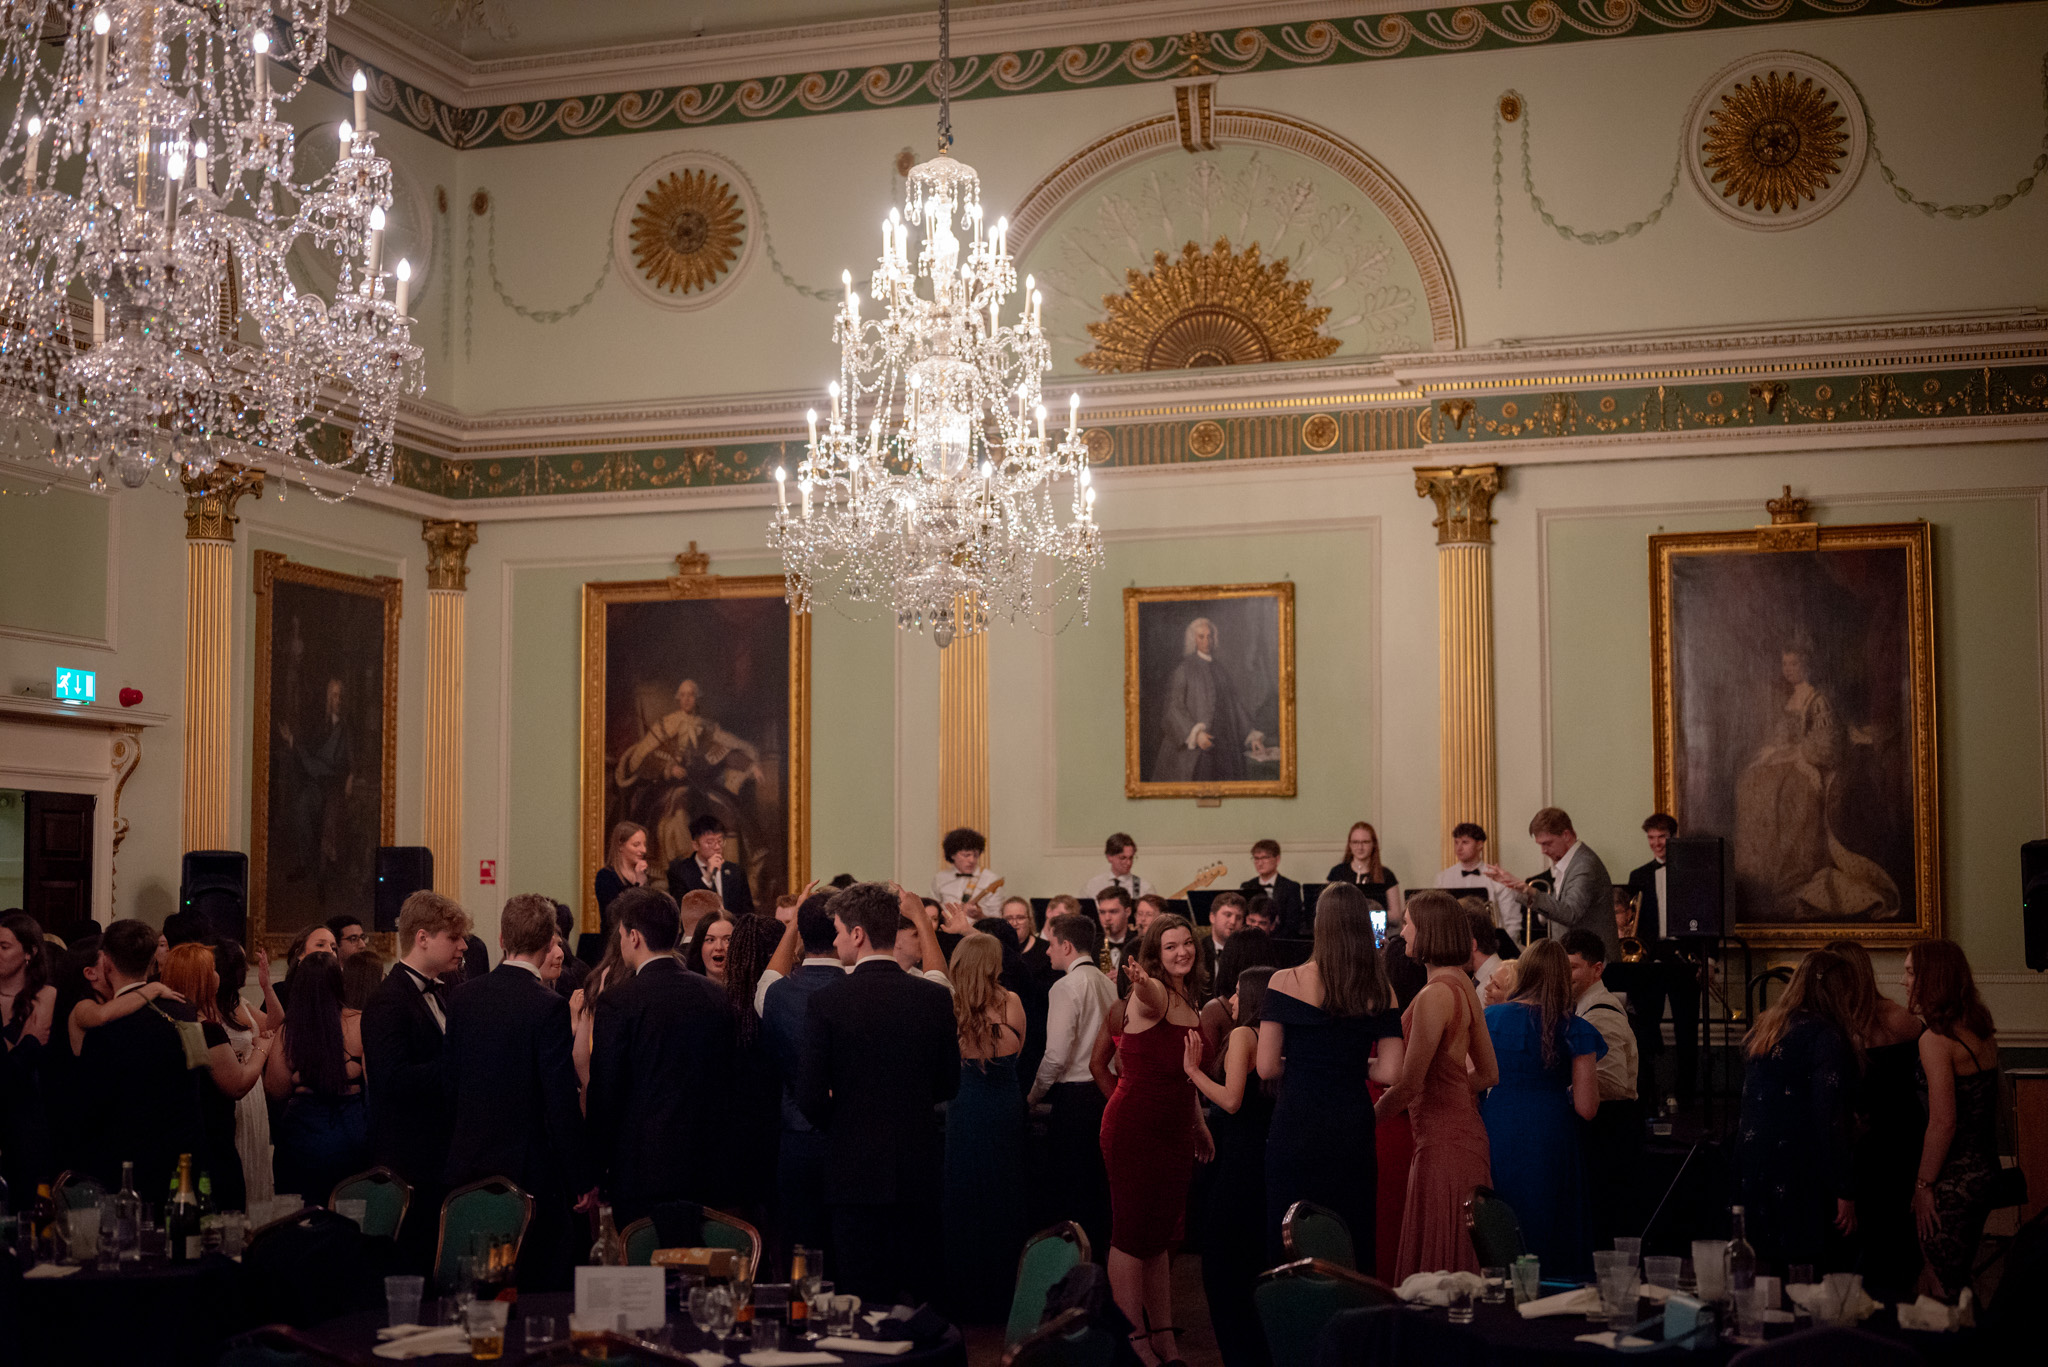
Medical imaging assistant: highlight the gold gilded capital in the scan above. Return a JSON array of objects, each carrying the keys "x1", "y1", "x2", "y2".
[
  {"x1": 422, "y1": 519, "x2": 481, "y2": 591},
  {"x1": 1414, "y1": 464, "x2": 1503, "y2": 546},
  {"x1": 180, "y1": 462, "x2": 265, "y2": 542}
]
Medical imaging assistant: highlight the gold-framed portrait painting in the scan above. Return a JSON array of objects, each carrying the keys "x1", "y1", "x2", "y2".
[
  {"x1": 1125, "y1": 582, "x2": 1295, "y2": 799},
  {"x1": 1650, "y1": 517, "x2": 1939, "y2": 947},
  {"x1": 580, "y1": 551, "x2": 810, "y2": 933},
  {"x1": 250, "y1": 551, "x2": 401, "y2": 954}
]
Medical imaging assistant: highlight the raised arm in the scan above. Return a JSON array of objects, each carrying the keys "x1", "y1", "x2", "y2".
[
  {"x1": 252, "y1": 947, "x2": 286, "y2": 1033},
  {"x1": 207, "y1": 1028, "x2": 272, "y2": 1099},
  {"x1": 896, "y1": 886, "x2": 948, "y2": 977},
  {"x1": 70, "y1": 982, "x2": 176, "y2": 1040}
]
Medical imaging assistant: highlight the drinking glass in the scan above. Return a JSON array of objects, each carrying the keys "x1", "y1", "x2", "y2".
[
  {"x1": 825, "y1": 1294, "x2": 860, "y2": 1338},
  {"x1": 220, "y1": 1213, "x2": 248, "y2": 1257},
  {"x1": 386, "y1": 1274, "x2": 425, "y2": 1328},
  {"x1": 66, "y1": 1207, "x2": 101, "y2": 1265},
  {"x1": 1612, "y1": 1237, "x2": 1642, "y2": 1267},
  {"x1": 464, "y1": 1300, "x2": 509, "y2": 1361},
  {"x1": 1598, "y1": 1263, "x2": 1638, "y2": 1331},
  {"x1": 1480, "y1": 1267, "x2": 1508, "y2": 1303},
  {"x1": 1442, "y1": 1277, "x2": 1475, "y2": 1324},
  {"x1": 689, "y1": 1283, "x2": 735, "y2": 1342},
  {"x1": 1643, "y1": 1256, "x2": 1683, "y2": 1292},
  {"x1": 1675, "y1": 1259, "x2": 1695, "y2": 1295},
  {"x1": 1731, "y1": 1281, "x2": 1768, "y2": 1344},
  {"x1": 568, "y1": 1314, "x2": 612, "y2": 1358},
  {"x1": 805, "y1": 1280, "x2": 836, "y2": 1338},
  {"x1": 1755, "y1": 1275, "x2": 1780, "y2": 1310},
  {"x1": 1691, "y1": 1240, "x2": 1729, "y2": 1302},
  {"x1": 1510, "y1": 1255, "x2": 1540, "y2": 1306},
  {"x1": 522, "y1": 1315, "x2": 557, "y2": 1353}
]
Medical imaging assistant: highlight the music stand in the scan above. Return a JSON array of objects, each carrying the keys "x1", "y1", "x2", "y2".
[
  {"x1": 1299, "y1": 882, "x2": 1329, "y2": 910},
  {"x1": 1164, "y1": 898, "x2": 1192, "y2": 925},
  {"x1": 1186, "y1": 889, "x2": 1223, "y2": 926}
]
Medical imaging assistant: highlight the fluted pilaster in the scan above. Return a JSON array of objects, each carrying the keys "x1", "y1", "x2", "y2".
[
  {"x1": 937, "y1": 596, "x2": 990, "y2": 844},
  {"x1": 422, "y1": 520, "x2": 478, "y2": 897},
  {"x1": 180, "y1": 463, "x2": 262, "y2": 851},
  {"x1": 1416, "y1": 464, "x2": 1502, "y2": 866}
]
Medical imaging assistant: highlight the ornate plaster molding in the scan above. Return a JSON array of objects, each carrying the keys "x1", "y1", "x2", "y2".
[{"x1": 422, "y1": 518, "x2": 481, "y2": 591}]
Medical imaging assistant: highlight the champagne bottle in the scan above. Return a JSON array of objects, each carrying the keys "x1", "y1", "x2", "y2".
[
  {"x1": 789, "y1": 1249, "x2": 810, "y2": 1330},
  {"x1": 167, "y1": 1154, "x2": 201, "y2": 1263},
  {"x1": 112, "y1": 1161, "x2": 141, "y2": 1264}
]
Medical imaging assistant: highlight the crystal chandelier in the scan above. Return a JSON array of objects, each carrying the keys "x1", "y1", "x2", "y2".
[
  {"x1": 767, "y1": 0, "x2": 1101, "y2": 647},
  {"x1": 0, "y1": 1, "x2": 420, "y2": 494}
]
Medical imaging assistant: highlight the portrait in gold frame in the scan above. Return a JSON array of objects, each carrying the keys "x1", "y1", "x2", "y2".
[
  {"x1": 580, "y1": 549, "x2": 810, "y2": 933},
  {"x1": 1125, "y1": 582, "x2": 1296, "y2": 800},
  {"x1": 249, "y1": 551, "x2": 401, "y2": 956},
  {"x1": 1649, "y1": 514, "x2": 1939, "y2": 947}
]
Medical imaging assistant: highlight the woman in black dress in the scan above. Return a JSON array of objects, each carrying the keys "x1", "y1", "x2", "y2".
[
  {"x1": 1906, "y1": 939, "x2": 2001, "y2": 1301},
  {"x1": 1827, "y1": 939, "x2": 1924, "y2": 1300},
  {"x1": 263, "y1": 952, "x2": 369, "y2": 1204},
  {"x1": 161, "y1": 944, "x2": 272, "y2": 1211},
  {"x1": 594, "y1": 821, "x2": 650, "y2": 929},
  {"x1": 1327, "y1": 821, "x2": 1404, "y2": 921},
  {"x1": 1737, "y1": 950, "x2": 1862, "y2": 1274},
  {"x1": 1257, "y1": 884, "x2": 1405, "y2": 1271},
  {"x1": 1188, "y1": 966, "x2": 1276, "y2": 1367}
]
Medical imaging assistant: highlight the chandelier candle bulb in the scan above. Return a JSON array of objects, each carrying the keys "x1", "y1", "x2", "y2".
[
  {"x1": 92, "y1": 12, "x2": 109, "y2": 104},
  {"x1": 250, "y1": 30, "x2": 270, "y2": 106},
  {"x1": 163, "y1": 149, "x2": 185, "y2": 243},
  {"x1": 91, "y1": 295, "x2": 104, "y2": 347},
  {"x1": 192, "y1": 139, "x2": 206, "y2": 192},
  {"x1": 22, "y1": 116, "x2": 39, "y2": 188},
  {"x1": 394, "y1": 259, "x2": 411, "y2": 317},
  {"x1": 776, "y1": 466, "x2": 788, "y2": 512},
  {"x1": 352, "y1": 70, "x2": 368, "y2": 132},
  {"x1": 807, "y1": 409, "x2": 818, "y2": 447},
  {"x1": 339, "y1": 120, "x2": 352, "y2": 150},
  {"x1": 367, "y1": 206, "x2": 385, "y2": 278}
]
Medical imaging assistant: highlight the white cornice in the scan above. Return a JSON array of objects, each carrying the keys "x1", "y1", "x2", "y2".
[{"x1": 333, "y1": 1, "x2": 1373, "y2": 108}]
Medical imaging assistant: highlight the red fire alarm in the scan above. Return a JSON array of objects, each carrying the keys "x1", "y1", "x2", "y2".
[
  {"x1": 478, "y1": 859, "x2": 497, "y2": 886},
  {"x1": 119, "y1": 687, "x2": 143, "y2": 707}
]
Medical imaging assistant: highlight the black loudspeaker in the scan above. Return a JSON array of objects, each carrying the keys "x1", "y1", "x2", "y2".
[
  {"x1": 1666, "y1": 836, "x2": 1730, "y2": 939},
  {"x1": 2024, "y1": 840, "x2": 2048, "y2": 972},
  {"x1": 180, "y1": 851, "x2": 248, "y2": 946},
  {"x1": 374, "y1": 846, "x2": 434, "y2": 932}
]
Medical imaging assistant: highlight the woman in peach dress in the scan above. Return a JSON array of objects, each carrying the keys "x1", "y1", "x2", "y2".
[{"x1": 1377, "y1": 891, "x2": 1498, "y2": 1278}]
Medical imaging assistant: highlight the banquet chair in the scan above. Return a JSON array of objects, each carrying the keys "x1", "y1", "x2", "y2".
[
  {"x1": 51, "y1": 1170, "x2": 106, "y2": 1211},
  {"x1": 647, "y1": 1201, "x2": 764, "y2": 1274},
  {"x1": 1281, "y1": 1200, "x2": 1357, "y2": 1270},
  {"x1": 1254, "y1": 1258, "x2": 1398, "y2": 1366},
  {"x1": 618, "y1": 1217, "x2": 662, "y2": 1266},
  {"x1": 328, "y1": 1166, "x2": 412, "y2": 1241},
  {"x1": 1464, "y1": 1186, "x2": 1526, "y2": 1269},
  {"x1": 1003, "y1": 1306, "x2": 1113, "y2": 1367},
  {"x1": 1310, "y1": 1305, "x2": 1489, "y2": 1367},
  {"x1": 1005, "y1": 1221, "x2": 1091, "y2": 1347},
  {"x1": 434, "y1": 1177, "x2": 534, "y2": 1287}
]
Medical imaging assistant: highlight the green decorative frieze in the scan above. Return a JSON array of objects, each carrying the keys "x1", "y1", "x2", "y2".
[{"x1": 318, "y1": 0, "x2": 2007, "y2": 150}]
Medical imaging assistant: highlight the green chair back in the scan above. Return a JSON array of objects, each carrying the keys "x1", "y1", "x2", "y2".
[
  {"x1": 1004, "y1": 1307, "x2": 1114, "y2": 1367},
  {"x1": 1282, "y1": 1200, "x2": 1357, "y2": 1271},
  {"x1": 700, "y1": 1207, "x2": 762, "y2": 1272},
  {"x1": 1254, "y1": 1258, "x2": 1398, "y2": 1367},
  {"x1": 1464, "y1": 1185, "x2": 1526, "y2": 1270},
  {"x1": 53, "y1": 1172, "x2": 107, "y2": 1212},
  {"x1": 329, "y1": 1167, "x2": 411, "y2": 1240},
  {"x1": 1005, "y1": 1222, "x2": 1090, "y2": 1347},
  {"x1": 619, "y1": 1217, "x2": 661, "y2": 1267},
  {"x1": 434, "y1": 1178, "x2": 534, "y2": 1287}
]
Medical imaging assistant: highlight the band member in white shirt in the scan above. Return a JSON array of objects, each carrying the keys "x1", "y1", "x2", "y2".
[
  {"x1": 1029, "y1": 913, "x2": 1118, "y2": 1256},
  {"x1": 1082, "y1": 832, "x2": 1155, "y2": 905},
  {"x1": 930, "y1": 827, "x2": 1001, "y2": 913},
  {"x1": 1434, "y1": 821, "x2": 1521, "y2": 942}
]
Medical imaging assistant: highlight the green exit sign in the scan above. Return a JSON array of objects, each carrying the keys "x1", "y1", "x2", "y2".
[{"x1": 54, "y1": 667, "x2": 96, "y2": 704}]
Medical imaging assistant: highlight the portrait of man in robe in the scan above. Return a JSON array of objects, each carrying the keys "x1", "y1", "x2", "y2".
[{"x1": 1125, "y1": 583, "x2": 1295, "y2": 799}]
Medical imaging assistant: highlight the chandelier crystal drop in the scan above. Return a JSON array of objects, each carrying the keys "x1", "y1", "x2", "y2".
[
  {"x1": 768, "y1": 0, "x2": 1101, "y2": 646},
  {"x1": 0, "y1": 1, "x2": 420, "y2": 494}
]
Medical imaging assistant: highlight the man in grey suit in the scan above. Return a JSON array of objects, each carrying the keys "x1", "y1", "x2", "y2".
[{"x1": 1486, "y1": 806, "x2": 1619, "y2": 960}]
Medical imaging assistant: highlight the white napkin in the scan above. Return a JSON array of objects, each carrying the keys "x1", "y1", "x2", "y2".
[
  {"x1": 737, "y1": 1353, "x2": 843, "y2": 1366},
  {"x1": 1787, "y1": 1277, "x2": 1880, "y2": 1325},
  {"x1": 1518, "y1": 1286, "x2": 1602, "y2": 1319},
  {"x1": 816, "y1": 1339, "x2": 911, "y2": 1356},
  {"x1": 1574, "y1": 1332, "x2": 1653, "y2": 1348},
  {"x1": 1896, "y1": 1294, "x2": 1973, "y2": 1332},
  {"x1": 1394, "y1": 1271, "x2": 1484, "y2": 1305},
  {"x1": 22, "y1": 1264, "x2": 80, "y2": 1280},
  {"x1": 685, "y1": 1354, "x2": 730, "y2": 1367},
  {"x1": 370, "y1": 1326, "x2": 469, "y2": 1359},
  {"x1": 1637, "y1": 1283, "x2": 1674, "y2": 1304}
]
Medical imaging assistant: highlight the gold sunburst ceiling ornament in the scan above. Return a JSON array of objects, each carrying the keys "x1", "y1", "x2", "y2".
[
  {"x1": 1701, "y1": 70, "x2": 1847, "y2": 213},
  {"x1": 1079, "y1": 238, "x2": 1340, "y2": 374},
  {"x1": 630, "y1": 169, "x2": 746, "y2": 295}
]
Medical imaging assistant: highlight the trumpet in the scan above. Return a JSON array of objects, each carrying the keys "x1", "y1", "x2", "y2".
[{"x1": 1617, "y1": 891, "x2": 1647, "y2": 963}]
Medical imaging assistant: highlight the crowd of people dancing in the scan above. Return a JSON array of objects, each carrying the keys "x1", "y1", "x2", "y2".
[{"x1": 0, "y1": 806, "x2": 2009, "y2": 1366}]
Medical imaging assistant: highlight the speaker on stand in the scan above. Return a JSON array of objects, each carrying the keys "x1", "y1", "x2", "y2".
[
  {"x1": 2024, "y1": 840, "x2": 2048, "y2": 973},
  {"x1": 374, "y1": 847, "x2": 435, "y2": 933},
  {"x1": 179, "y1": 851, "x2": 248, "y2": 946},
  {"x1": 1665, "y1": 836, "x2": 1750, "y2": 1136}
]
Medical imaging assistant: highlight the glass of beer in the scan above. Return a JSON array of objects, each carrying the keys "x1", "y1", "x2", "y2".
[{"x1": 464, "y1": 1300, "x2": 509, "y2": 1360}]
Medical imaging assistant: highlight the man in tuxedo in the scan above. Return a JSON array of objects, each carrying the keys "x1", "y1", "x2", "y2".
[
  {"x1": 327, "y1": 913, "x2": 370, "y2": 962},
  {"x1": 362, "y1": 890, "x2": 473, "y2": 1273},
  {"x1": 1081, "y1": 832, "x2": 1154, "y2": 905},
  {"x1": 444, "y1": 894, "x2": 594, "y2": 1291},
  {"x1": 1623, "y1": 814, "x2": 1675, "y2": 942},
  {"x1": 1487, "y1": 807, "x2": 1619, "y2": 960},
  {"x1": 1094, "y1": 887, "x2": 1137, "y2": 995},
  {"x1": 79, "y1": 920, "x2": 205, "y2": 1196},
  {"x1": 1628, "y1": 812, "x2": 1699, "y2": 1101},
  {"x1": 1199, "y1": 892, "x2": 1246, "y2": 980},
  {"x1": 797, "y1": 883, "x2": 961, "y2": 1307},
  {"x1": 586, "y1": 886, "x2": 735, "y2": 1224},
  {"x1": 1240, "y1": 838, "x2": 1306, "y2": 937},
  {"x1": 758, "y1": 894, "x2": 847, "y2": 1263},
  {"x1": 667, "y1": 814, "x2": 756, "y2": 919},
  {"x1": 1434, "y1": 821, "x2": 1521, "y2": 943}
]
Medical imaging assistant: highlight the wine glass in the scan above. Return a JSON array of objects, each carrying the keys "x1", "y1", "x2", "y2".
[{"x1": 689, "y1": 1284, "x2": 734, "y2": 1344}]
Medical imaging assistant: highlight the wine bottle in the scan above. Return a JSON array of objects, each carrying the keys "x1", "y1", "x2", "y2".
[
  {"x1": 166, "y1": 1154, "x2": 201, "y2": 1263},
  {"x1": 589, "y1": 1205, "x2": 620, "y2": 1267},
  {"x1": 112, "y1": 1161, "x2": 141, "y2": 1264},
  {"x1": 1726, "y1": 1204, "x2": 1756, "y2": 1297}
]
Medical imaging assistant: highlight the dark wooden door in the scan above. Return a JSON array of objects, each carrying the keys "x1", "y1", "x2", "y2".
[{"x1": 23, "y1": 790, "x2": 94, "y2": 929}]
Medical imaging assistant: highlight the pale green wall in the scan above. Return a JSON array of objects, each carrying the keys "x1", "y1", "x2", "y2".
[
  {"x1": 0, "y1": 790, "x2": 23, "y2": 912},
  {"x1": 0, "y1": 482, "x2": 110, "y2": 643}
]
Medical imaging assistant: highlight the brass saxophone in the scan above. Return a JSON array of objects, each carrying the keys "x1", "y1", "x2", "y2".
[{"x1": 1618, "y1": 891, "x2": 1647, "y2": 963}]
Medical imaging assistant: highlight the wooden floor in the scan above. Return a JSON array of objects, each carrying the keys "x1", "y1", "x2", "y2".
[{"x1": 962, "y1": 1253, "x2": 1222, "y2": 1367}]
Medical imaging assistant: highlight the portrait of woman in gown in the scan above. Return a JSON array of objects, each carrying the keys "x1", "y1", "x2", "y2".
[{"x1": 1733, "y1": 641, "x2": 1899, "y2": 924}]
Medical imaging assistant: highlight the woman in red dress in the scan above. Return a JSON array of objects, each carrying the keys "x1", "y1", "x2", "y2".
[{"x1": 1092, "y1": 914, "x2": 1215, "y2": 1367}]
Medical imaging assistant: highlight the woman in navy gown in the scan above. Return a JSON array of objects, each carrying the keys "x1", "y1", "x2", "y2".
[
  {"x1": 1482, "y1": 940, "x2": 1603, "y2": 1277},
  {"x1": 1257, "y1": 884, "x2": 1405, "y2": 1272},
  {"x1": 942, "y1": 933, "x2": 1028, "y2": 1322}
]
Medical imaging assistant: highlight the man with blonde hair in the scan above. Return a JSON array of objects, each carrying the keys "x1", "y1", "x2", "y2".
[
  {"x1": 678, "y1": 888, "x2": 724, "y2": 944},
  {"x1": 364, "y1": 889, "x2": 473, "y2": 1273},
  {"x1": 1487, "y1": 807, "x2": 1618, "y2": 960}
]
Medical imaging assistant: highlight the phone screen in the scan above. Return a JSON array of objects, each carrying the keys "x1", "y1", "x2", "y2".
[{"x1": 1370, "y1": 908, "x2": 1387, "y2": 948}]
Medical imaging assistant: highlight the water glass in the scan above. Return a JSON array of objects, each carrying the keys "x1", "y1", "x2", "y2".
[
  {"x1": 522, "y1": 1315, "x2": 557, "y2": 1353},
  {"x1": 386, "y1": 1274, "x2": 425, "y2": 1328},
  {"x1": 1643, "y1": 1255, "x2": 1683, "y2": 1292},
  {"x1": 824, "y1": 1294, "x2": 860, "y2": 1338},
  {"x1": 464, "y1": 1300, "x2": 509, "y2": 1360},
  {"x1": 65, "y1": 1207, "x2": 101, "y2": 1265},
  {"x1": 1510, "y1": 1255, "x2": 1541, "y2": 1306},
  {"x1": 805, "y1": 1279, "x2": 836, "y2": 1336},
  {"x1": 689, "y1": 1283, "x2": 735, "y2": 1341},
  {"x1": 1480, "y1": 1267, "x2": 1508, "y2": 1303},
  {"x1": 1731, "y1": 1280, "x2": 1768, "y2": 1343},
  {"x1": 1597, "y1": 1263, "x2": 1638, "y2": 1331},
  {"x1": 219, "y1": 1212, "x2": 249, "y2": 1257},
  {"x1": 1442, "y1": 1277, "x2": 1475, "y2": 1324},
  {"x1": 1691, "y1": 1240, "x2": 1729, "y2": 1302},
  {"x1": 1612, "y1": 1237, "x2": 1642, "y2": 1267}
]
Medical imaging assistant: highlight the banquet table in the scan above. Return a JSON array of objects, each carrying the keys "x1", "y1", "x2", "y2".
[
  {"x1": 4, "y1": 1252, "x2": 247, "y2": 1367},
  {"x1": 306, "y1": 1292, "x2": 969, "y2": 1367}
]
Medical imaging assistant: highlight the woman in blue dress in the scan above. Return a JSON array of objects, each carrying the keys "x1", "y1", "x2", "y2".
[
  {"x1": 1481, "y1": 939, "x2": 1603, "y2": 1278},
  {"x1": 942, "y1": 933, "x2": 1028, "y2": 1322}
]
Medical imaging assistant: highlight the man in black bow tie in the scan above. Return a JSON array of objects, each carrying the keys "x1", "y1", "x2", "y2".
[
  {"x1": 363, "y1": 889, "x2": 473, "y2": 1273},
  {"x1": 1623, "y1": 813, "x2": 1696, "y2": 1100},
  {"x1": 1433, "y1": 821, "x2": 1520, "y2": 943}
]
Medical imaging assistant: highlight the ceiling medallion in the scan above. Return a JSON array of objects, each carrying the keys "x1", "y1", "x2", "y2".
[
  {"x1": 1685, "y1": 51, "x2": 1867, "y2": 232},
  {"x1": 613, "y1": 152, "x2": 760, "y2": 310},
  {"x1": 1079, "y1": 238, "x2": 1340, "y2": 374}
]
